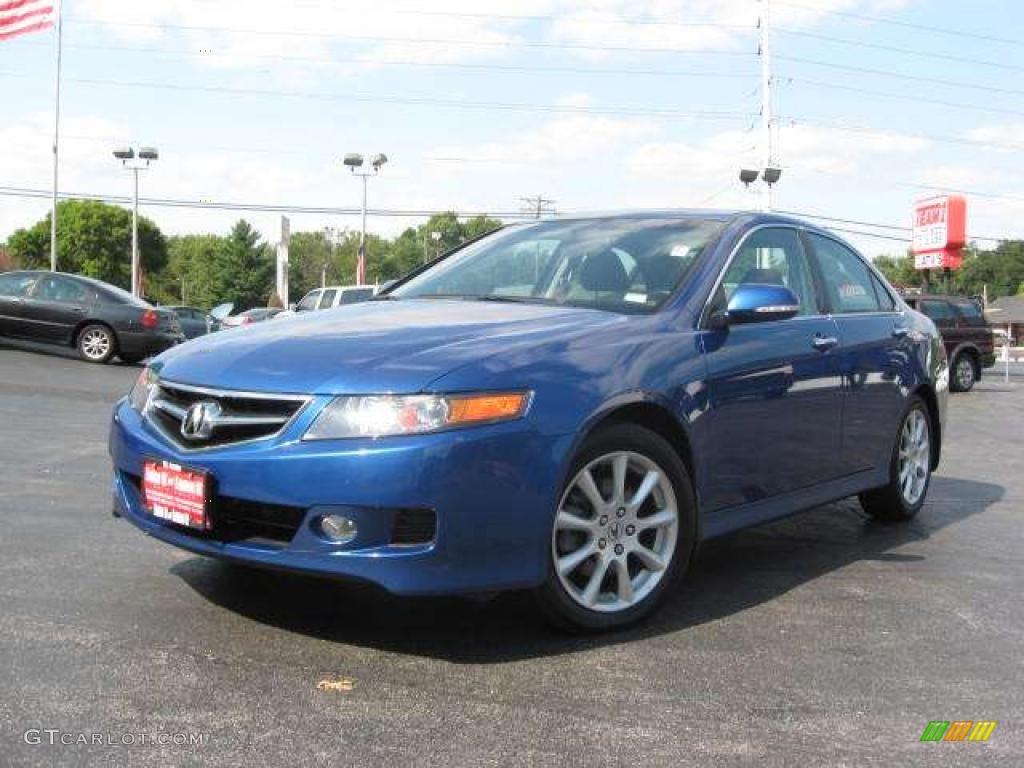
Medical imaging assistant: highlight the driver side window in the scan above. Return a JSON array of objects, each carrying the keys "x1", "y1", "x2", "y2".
[{"x1": 719, "y1": 228, "x2": 818, "y2": 316}]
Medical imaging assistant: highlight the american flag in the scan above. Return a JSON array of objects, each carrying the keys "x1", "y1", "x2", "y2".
[
  {"x1": 0, "y1": 0, "x2": 55, "y2": 41},
  {"x1": 356, "y1": 242, "x2": 366, "y2": 286}
]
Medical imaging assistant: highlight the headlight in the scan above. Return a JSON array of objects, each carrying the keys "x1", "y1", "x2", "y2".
[
  {"x1": 129, "y1": 367, "x2": 158, "y2": 412},
  {"x1": 303, "y1": 392, "x2": 531, "y2": 440}
]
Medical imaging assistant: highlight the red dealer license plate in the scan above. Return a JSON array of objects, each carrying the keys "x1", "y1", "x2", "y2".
[{"x1": 142, "y1": 460, "x2": 210, "y2": 530}]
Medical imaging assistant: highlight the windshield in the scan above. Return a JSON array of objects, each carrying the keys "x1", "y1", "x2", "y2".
[{"x1": 390, "y1": 217, "x2": 724, "y2": 312}]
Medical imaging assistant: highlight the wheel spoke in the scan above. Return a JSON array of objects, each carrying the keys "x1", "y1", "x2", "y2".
[
  {"x1": 558, "y1": 543, "x2": 596, "y2": 576},
  {"x1": 630, "y1": 470, "x2": 660, "y2": 509},
  {"x1": 613, "y1": 558, "x2": 633, "y2": 603},
  {"x1": 637, "y1": 508, "x2": 676, "y2": 531},
  {"x1": 611, "y1": 454, "x2": 628, "y2": 505},
  {"x1": 632, "y1": 544, "x2": 666, "y2": 572},
  {"x1": 581, "y1": 556, "x2": 609, "y2": 606},
  {"x1": 556, "y1": 510, "x2": 594, "y2": 532},
  {"x1": 577, "y1": 469, "x2": 606, "y2": 513}
]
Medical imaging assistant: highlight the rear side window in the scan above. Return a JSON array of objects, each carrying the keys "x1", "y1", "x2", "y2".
[
  {"x1": 870, "y1": 272, "x2": 897, "y2": 311},
  {"x1": 0, "y1": 273, "x2": 37, "y2": 297},
  {"x1": 318, "y1": 289, "x2": 338, "y2": 309},
  {"x1": 340, "y1": 287, "x2": 375, "y2": 304},
  {"x1": 35, "y1": 276, "x2": 89, "y2": 304},
  {"x1": 920, "y1": 300, "x2": 956, "y2": 326},
  {"x1": 807, "y1": 234, "x2": 881, "y2": 314},
  {"x1": 953, "y1": 299, "x2": 987, "y2": 327}
]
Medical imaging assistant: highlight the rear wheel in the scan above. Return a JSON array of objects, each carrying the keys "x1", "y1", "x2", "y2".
[
  {"x1": 76, "y1": 324, "x2": 116, "y2": 364},
  {"x1": 950, "y1": 352, "x2": 976, "y2": 392},
  {"x1": 535, "y1": 423, "x2": 695, "y2": 631},
  {"x1": 859, "y1": 397, "x2": 932, "y2": 522}
]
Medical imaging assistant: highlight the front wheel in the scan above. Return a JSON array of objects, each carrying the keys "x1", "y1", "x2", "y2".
[
  {"x1": 859, "y1": 397, "x2": 932, "y2": 522},
  {"x1": 535, "y1": 423, "x2": 695, "y2": 632}
]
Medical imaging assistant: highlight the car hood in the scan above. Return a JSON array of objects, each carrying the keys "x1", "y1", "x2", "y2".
[{"x1": 153, "y1": 299, "x2": 626, "y2": 394}]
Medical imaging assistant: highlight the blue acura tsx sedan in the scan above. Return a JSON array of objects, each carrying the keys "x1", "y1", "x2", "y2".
[{"x1": 109, "y1": 211, "x2": 947, "y2": 630}]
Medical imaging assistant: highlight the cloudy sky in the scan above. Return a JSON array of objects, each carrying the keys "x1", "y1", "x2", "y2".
[{"x1": 2, "y1": 0, "x2": 1023, "y2": 257}]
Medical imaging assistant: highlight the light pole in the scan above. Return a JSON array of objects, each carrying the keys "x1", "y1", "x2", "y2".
[
  {"x1": 343, "y1": 152, "x2": 387, "y2": 286},
  {"x1": 113, "y1": 146, "x2": 158, "y2": 298},
  {"x1": 739, "y1": 166, "x2": 782, "y2": 211}
]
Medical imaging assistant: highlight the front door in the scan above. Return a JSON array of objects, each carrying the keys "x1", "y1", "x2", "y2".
[{"x1": 701, "y1": 226, "x2": 844, "y2": 513}]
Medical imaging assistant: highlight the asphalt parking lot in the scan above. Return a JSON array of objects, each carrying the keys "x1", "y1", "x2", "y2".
[{"x1": 1, "y1": 340, "x2": 1022, "y2": 767}]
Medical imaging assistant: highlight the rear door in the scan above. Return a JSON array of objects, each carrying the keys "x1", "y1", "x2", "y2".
[
  {"x1": 701, "y1": 226, "x2": 844, "y2": 512},
  {"x1": 20, "y1": 275, "x2": 95, "y2": 343},
  {"x1": 804, "y1": 233, "x2": 909, "y2": 475},
  {"x1": 0, "y1": 273, "x2": 39, "y2": 336}
]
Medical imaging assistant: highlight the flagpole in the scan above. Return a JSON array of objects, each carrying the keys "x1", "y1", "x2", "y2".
[{"x1": 50, "y1": 0, "x2": 63, "y2": 272}]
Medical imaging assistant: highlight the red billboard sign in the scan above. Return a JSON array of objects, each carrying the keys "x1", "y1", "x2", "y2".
[{"x1": 912, "y1": 195, "x2": 966, "y2": 270}]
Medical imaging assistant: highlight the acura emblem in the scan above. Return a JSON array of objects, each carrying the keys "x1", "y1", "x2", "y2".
[{"x1": 181, "y1": 400, "x2": 222, "y2": 441}]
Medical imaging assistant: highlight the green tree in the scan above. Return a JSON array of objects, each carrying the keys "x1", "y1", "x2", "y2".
[
  {"x1": 6, "y1": 199, "x2": 167, "y2": 290},
  {"x1": 149, "y1": 234, "x2": 228, "y2": 308},
  {"x1": 873, "y1": 251, "x2": 920, "y2": 291},
  {"x1": 210, "y1": 220, "x2": 274, "y2": 310}
]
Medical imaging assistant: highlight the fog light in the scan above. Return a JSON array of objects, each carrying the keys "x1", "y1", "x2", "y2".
[{"x1": 320, "y1": 514, "x2": 357, "y2": 544}]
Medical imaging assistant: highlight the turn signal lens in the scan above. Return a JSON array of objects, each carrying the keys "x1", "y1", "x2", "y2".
[
  {"x1": 449, "y1": 393, "x2": 528, "y2": 425},
  {"x1": 304, "y1": 392, "x2": 531, "y2": 440}
]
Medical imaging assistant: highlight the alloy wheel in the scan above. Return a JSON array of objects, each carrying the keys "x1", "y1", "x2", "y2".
[
  {"x1": 898, "y1": 409, "x2": 930, "y2": 506},
  {"x1": 552, "y1": 451, "x2": 678, "y2": 613},
  {"x1": 80, "y1": 329, "x2": 112, "y2": 361}
]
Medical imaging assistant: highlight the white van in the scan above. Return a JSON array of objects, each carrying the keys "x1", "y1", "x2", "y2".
[{"x1": 288, "y1": 285, "x2": 379, "y2": 315}]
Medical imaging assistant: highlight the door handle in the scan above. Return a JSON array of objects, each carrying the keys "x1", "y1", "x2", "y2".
[
  {"x1": 812, "y1": 335, "x2": 838, "y2": 351},
  {"x1": 892, "y1": 325, "x2": 910, "y2": 338}
]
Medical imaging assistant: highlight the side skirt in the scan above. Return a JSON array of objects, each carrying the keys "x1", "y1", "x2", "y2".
[{"x1": 701, "y1": 468, "x2": 888, "y2": 541}]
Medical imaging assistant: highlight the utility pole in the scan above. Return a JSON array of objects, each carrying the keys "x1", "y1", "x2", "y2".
[
  {"x1": 520, "y1": 195, "x2": 556, "y2": 219},
  {"x1": 112, "y1": 146, "x2": 158, "y2": 298},
  {"x1": 758, "y1": 0, "x2": 774, "y2": 212}
]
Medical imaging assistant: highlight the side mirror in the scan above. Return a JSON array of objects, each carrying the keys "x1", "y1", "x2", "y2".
[{"x1": 724, "y1": 283, "x2": 801, "y2": 325}]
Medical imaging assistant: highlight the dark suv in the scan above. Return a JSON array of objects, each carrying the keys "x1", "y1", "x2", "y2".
[{"x1": 904, "y1": 294, "x2": 994, "y2": 392}]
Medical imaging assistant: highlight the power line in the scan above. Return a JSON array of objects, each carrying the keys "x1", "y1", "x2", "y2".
[
  {"x1": 520, "y1": 195, "x2": 557, "y2": 219},
  {"x1": 784, "y1": 77, "x2": 1024, "y2": 119},
  {"x1": 0, "y1": 71, "x2": 756, "y2": 121},
  {"x1": 0, "y1": 185, "x2": 537, "y2": 219},
  {"x1": 2, "y1": 185, "x2": 1013, "y2": 244},
  {"x1": 175, "y1": 2, "x2": 758, "y2": 30},
  {"x1": 778, "y1": 115, "x2": 1024, "y2": 153},
  {"x1": 774, "y1": 1, "x2": 1024, "y2": 48},
  {"x1": 776, "y1": 54, "x2": 1024, "y2": 97},
  {"x1": 775, "y1": 27, "x2": 1024, "y2": 72},
  {"x1": 65, "y1": 17, "x2": 757, "y2": 57},
  {"x1": 18, "y1": 39, "x2": 757, "y2": 80}
]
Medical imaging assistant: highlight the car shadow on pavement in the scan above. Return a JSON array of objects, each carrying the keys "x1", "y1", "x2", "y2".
[{"x1": 171, "y1": 475, "x2": 1003, "y2": 663}]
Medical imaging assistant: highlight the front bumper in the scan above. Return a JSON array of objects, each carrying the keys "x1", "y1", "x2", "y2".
[{"x1": 109, "y1": 398, "x2": 573, "y2": 595}]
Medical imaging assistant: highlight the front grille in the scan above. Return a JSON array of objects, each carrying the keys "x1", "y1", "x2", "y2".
[
  {"x1": 146, "y1": 380, "x2": 308, "y2": 449},
  {"x1": 391, "y1": 509, "x2": 437, "y2": 546}
]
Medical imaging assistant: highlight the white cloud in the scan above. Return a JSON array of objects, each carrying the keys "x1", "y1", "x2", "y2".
[{"x1": 963, "y1": 123, "x2": 1024, "y2": 151}]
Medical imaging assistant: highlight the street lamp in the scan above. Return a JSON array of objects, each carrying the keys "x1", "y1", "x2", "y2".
[
  {"x1": 738, "y1": 166, "x2": 782, "y2": 210},
  {"x1": 113, "y1": 145, "x2": 159, "y2": 298},
  {"x1": 344, "y1": 152, "x2": 388, "y2": 286}
]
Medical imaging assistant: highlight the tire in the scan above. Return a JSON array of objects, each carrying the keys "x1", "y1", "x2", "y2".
[
  {"x1": 950, "y1": 352, "x2": 976, "y2": 393},
  {"x1": 535, "y1": 423, "x2": 696, "y2": 632},
  {"x1": 76, "y1": 324, "x2": 116, "y2": 364},
  {"x1": 859, "y1": 396, "x2": 932, "y2": 522}
]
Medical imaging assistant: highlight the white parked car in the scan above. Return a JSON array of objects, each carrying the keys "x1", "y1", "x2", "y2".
[{"x1": 284, "y1": 284, "x2": 380, "y2": 316}]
